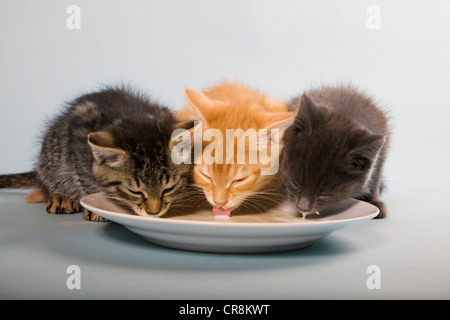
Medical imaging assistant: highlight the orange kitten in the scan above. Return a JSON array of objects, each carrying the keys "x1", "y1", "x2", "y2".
[{"x1": 176, "y1": 81, "x2": 295, "y2": 217}]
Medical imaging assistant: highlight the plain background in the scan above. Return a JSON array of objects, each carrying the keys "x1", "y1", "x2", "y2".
[
  {"x1": 1, "y1": 0, "x2": 449, "y2": 300},
  {"x1": 1, "y1": 0, "x2": 450, "y2": 189}
]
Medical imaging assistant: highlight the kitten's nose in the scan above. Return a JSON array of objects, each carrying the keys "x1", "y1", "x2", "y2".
[
  {"x1": 296, "y1": 197, "x2": 314, "y2": 213},
  {"x1": 214, "y1": 199, "x2": 228, "y2": 207},
  {"x1": 213, "y1": 188, "x2": 228, "y2": 207},
  {"x1": 146, "y1": 198, "x2": 162, "y2": 214}
]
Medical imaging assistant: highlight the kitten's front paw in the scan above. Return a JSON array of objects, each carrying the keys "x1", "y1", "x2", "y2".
[
  {"x1": 82, "y1": 208, "x2": 108, "y2": 222},
  {"x1": 371, "y1": 200, "x2": 388, "y2": 219},
  {"x1": 46, "y1": 196, "x2": 81, "y2": 214}
]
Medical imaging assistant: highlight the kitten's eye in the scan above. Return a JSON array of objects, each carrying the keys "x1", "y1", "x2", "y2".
[
  {"x1": 103, "y1": 181, "x2": 122, "y2": 187},
  {"x1": 199, "y1": 171, "x2": 213, "y2": 184},
  {"x1": 128, "y1": 189, "x2": 145, "y2": 198},
  {"x1": 288, "y1": 180, "x2": 300, "y2": 189},
  {"x1": 232, "y1": 176, "x2": 249, "y2": 185},
  {"x1": 162, "y1": 185, "x2": 176, "y2": 195}
]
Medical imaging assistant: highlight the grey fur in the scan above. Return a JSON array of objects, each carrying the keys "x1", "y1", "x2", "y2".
[{"x1": 282, "y1": 85, "x2": 390, "y2": 218}]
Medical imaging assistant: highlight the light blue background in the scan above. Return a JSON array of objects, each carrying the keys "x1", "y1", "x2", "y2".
[{"x1": 1, "y1": 0, "x2": 449, "y2": 299}]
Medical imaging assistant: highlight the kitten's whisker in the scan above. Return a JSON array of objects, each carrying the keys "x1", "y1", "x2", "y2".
[
  {"x1": 244, "y1": 194, "x2": 285, "y2": 206},
  {"x1": 240, "y1": 199, "x2": 265, "y2": 215}
]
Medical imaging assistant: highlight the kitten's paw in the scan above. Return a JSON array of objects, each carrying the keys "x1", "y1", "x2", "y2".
[
  {"x1": 26, "y1": 189, "x2": 47, "y2": 203},
  {"x1": 82, "y1": 208, "x2": 108, "y2": 222},
  {"x1": 46, "y1": 196, "x2": 81, "y2": 214},
  {"x1": 371, "y1": 200, "x2": 388, "y2": 219}
]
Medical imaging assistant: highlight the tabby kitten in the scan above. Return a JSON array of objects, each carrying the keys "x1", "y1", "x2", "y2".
[
  {"x1": 176, "y1": 81, "x2": 295, "y2": 217},
  {"x1": 282, "y1": 85, "x2": 390, "y2": 218},
  {"x1": 0, "y1": 86, "x2": 193, "y2": 221}
]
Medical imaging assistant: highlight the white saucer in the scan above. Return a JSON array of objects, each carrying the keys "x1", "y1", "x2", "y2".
[{"x1": 80, "y1": 193, "x2": 379, "y2": 253}]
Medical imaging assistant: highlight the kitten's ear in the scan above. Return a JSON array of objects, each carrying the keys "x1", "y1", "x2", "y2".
[
  {"x1": 293, "y1": 94, "x2": 315, "y2": 135},
  {"x1": 184, "y1": 89, "x2": 215, "y2": 126},
  {"x1": 88, "y1": 131, "x2": 128, "y2": 168},
  {"x1": 172, "y1": 120, "x2": 196, "y2": 131},
  {"x1": 185, "y1": 89, "x2": 214, "y2": 109},
  {"x1": 347, "y1": 134, "x2": 386, "y2": 172},
  {"x1": 258, "y1": 111, "x2": 296, "y2": 145},
  {"x1": 262, "y1": 111, "x2": 297, "y2": 134}
]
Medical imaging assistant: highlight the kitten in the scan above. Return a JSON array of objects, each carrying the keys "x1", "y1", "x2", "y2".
[
  {"x1": 176, "y1": 81, "x2": 295, "y2": 217},
  {"x1": 0, "y1": 86, "x2": 193, "y2": 221},
  {"x1": 283, "y1": 85, "x2": 390, "y2": 218}
]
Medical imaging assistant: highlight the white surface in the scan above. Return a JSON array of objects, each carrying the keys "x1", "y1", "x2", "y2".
[
  {"x1": 1, "y1": 0, "x2": 450, "y2": 299},
  {"x1": 80, "y1": 193, "x2": 379, "y2": 253}
]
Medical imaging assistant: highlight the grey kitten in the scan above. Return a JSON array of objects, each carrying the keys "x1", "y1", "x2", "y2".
[
  {"x1": 282, "y1": 85, "x2": 390, "y2": 218},
  {"x1": 0, "y1": 86, "x2": 193, "y2": 221}
]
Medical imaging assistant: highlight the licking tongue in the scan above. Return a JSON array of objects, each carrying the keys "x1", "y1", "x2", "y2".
[{"x1": 213, "y1": 206, "x2": 232, "y2": 217}]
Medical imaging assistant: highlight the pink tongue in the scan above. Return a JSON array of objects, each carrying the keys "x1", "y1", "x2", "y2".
[{"x1": 213, "y1": 206, "x2": 232, "y2": 217}]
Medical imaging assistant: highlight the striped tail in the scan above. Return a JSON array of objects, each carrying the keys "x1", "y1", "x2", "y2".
[{"x1": 0, "y1": 171, "x2": 38, "y2": 189}]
